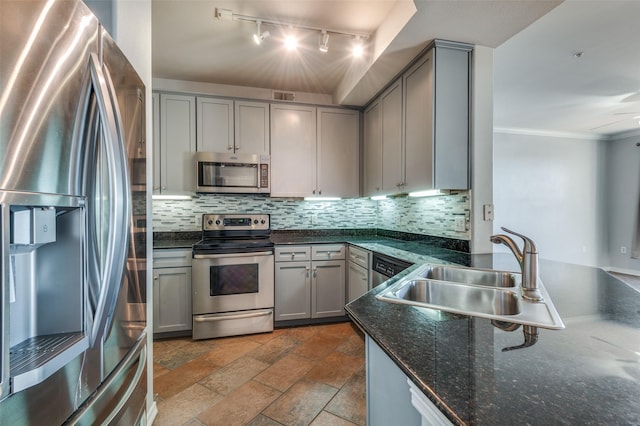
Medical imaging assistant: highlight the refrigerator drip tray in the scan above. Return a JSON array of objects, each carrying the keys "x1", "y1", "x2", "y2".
[{"x1": 10, "y1": 332, "x2": 89, "y2": 393}]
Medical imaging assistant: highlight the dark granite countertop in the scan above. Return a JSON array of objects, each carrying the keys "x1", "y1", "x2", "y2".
[
  {"x1": 153, "y1": 231, "x2": 200, "y2": 249},
  {"x1": 346, "y1": 255, "x2": 640, "y2": 425},
  {"x1": 270, "y1": 229, "x2": 472, "y2": 266}
]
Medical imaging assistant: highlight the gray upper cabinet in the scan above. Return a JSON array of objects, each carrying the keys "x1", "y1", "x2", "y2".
[
  {"x1": 404, "y1": 41, "x2": 471, "y2": 191},
  {"x1": 364, "y1": 101, "x2": 383, "y2": 196},
  {"x1": 364, "y1": 40, "x2": 472, "y2": 197},
  {"x1": 364, "y1": 79, "x2": 404, "y2": 196},
  {"x1": 317, "y1": 108, "x2": 359, "y2": 198},
  {"x1": 197, "y1": 97, "x2": 269, "y2": 154},
  {"x1": 235, "y1": 100, "x2": 270, "y2": 154},
  {"x1": 270, "y1": 104, "x2": 317, "y2": 197},
  {"x1": 157, "y1": 93, "x2": 196, "y2": 194},
  {"x1": 381, "y1": 80, "x2": 404, "y2": 193},
  {"x1": 271, "y1": 104, "x2": 359, "y2": 198},
  {"x1": 196, "y1": 96, "x2": 234, "y2": 152}
]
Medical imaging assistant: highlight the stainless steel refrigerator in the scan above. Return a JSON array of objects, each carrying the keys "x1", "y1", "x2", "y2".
[{"x1": 0, "y1": 0, "x2": 148, "y2": 424}]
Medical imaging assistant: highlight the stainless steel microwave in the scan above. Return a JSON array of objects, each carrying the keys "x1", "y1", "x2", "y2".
[{"x1": 196, "y1": 151, "x2": 270, "y2": 194}]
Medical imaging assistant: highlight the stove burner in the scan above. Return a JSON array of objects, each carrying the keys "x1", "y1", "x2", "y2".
[{"x1": 193, "y1": 213, "x2": 273, "y2": 255}]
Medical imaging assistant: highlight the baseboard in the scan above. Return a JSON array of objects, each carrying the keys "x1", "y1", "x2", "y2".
[{"x1": 147, "y1": 401, "x2": 158, "y2": 425}]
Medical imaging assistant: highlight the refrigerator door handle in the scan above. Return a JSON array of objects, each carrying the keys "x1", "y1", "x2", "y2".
[{"x1": 86, "y1": 53, "x2": 131, "y2": 346}]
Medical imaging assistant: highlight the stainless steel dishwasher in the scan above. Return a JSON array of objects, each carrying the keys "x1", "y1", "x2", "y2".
[{"x1": 371, "y1": 253, "x2": 413, "y2": 287}]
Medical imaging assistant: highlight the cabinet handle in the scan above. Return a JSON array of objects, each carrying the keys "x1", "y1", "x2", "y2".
[
  {"x1": 235, "y1": 143, "x2": 240, "y2": 150},
  {"x1": 396, "y1": 181, "x2": 405, "y2": 187},
  {"x1": 312, "y1": 189, "x2": 316, "y2": 195},
  {"x1": 306, "y1": 266, "x2": 310, "y2": 278},
  {"x1": 154, "y1": 276, "x2": 158, "y2": 281},
  {"x1": 319, "y1": 190, "x2": 322, "y2": 195},
  {"x1": 313, "y1": 267, "x2": 317, "y2": 278}
]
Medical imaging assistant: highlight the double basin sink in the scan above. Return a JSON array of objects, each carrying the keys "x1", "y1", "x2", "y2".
[{"x1": 376, "y1": 264, "x2": 565, "y2": 329}]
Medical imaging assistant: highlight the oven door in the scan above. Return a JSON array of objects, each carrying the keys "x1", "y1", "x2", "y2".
[{"x1": 192, "y1": 251, "x2": 274, "y2": 315}]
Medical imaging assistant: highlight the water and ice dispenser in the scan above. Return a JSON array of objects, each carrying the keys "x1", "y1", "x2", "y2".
[{"x1": 5, "y1": 202, "x2": 88, "y2": 394}]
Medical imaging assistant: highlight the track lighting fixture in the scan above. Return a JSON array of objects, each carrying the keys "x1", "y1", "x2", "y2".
[
  {"x1": 215, "y1": 8, "x2": 369, "y2": 57},
  {"x1": 319, "y1": 30, "x2": 329, "y2": 53},
  {"x1": 253, "y1": 20, "x2": 270, "y2": 45}
]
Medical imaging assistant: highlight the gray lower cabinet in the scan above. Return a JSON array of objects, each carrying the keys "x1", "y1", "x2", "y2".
[
  {"x1": 367, "y1": 336, "x2": 452, "y2": 426},
  {"x1": 152, "y1": 249, "x2": 192, "y2": 334},
  {"x1": 347, "y1": 245, "x2": 371, "y2": 303},
  {"x1": 275, "y1": 245, "x2": 345, "y2": 322},
  {"x1": 311, "y1": 260, "x2": 345, "y2": 318},
  {"x1": 274, "y1": 260, "x2": 311, "y2": 321}
]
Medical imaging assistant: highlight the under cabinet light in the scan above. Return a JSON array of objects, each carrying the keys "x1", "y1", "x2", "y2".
[
  {"x1": 152, "y1": 194, "x2": 193, "y2": 200},
  {"x1": 304, "y1": 196, "x2": 341, "y2": 201},
  {"x1": 408, "y1": 189, "x2": 451, "y2": 198},
  {"x1": 370, "y1": 195, "x2": 388, "y2": 201}
]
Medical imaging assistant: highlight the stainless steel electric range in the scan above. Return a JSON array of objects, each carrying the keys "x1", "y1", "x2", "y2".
[{"x1": 191, "y1": 213, "x2": 274, "y2": 339}]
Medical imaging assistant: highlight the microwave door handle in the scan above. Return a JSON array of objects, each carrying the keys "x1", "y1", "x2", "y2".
[{"x1": 86, "y1": 53, "x2": 131, "y2": 346}]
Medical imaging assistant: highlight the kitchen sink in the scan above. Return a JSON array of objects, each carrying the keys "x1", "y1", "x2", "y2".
[
  {"x1": 415, "y1": 264, "x2": 518, "y2": 288},
  {"x1": 376, "y1": 263, "x2": 565, "y2": 330},
  {"x1": 392, "y1": 279, "x2": 521, "y2": 316}
]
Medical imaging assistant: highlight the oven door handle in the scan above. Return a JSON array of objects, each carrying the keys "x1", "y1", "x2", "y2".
[
  {"x1": 194, "y1": 310, "x2": 273, "y2": 322},
  {"x1": 193, "y1": 251, "x2": 273, "y2": 259}
]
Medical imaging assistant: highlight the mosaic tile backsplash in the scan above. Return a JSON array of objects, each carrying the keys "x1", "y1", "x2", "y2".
[{"x1": 152, "y1": 192, "x2": 470, "y2": 240}]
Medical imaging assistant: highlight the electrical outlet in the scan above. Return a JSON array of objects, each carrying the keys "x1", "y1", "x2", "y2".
[
  {"x1": 621, "y1": 246, "x2": 627, "y2": 254},
  {"x1": 483, "y1": 204, "x2": 494, "y2": 221},
  {"x1": 195, "y1": 215, "x2": 202, "y2": 227},
  {"x1": 454, "y1": 216, "x2": 466, "y2": 232}
]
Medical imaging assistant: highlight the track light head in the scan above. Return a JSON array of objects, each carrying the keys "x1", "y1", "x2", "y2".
[
  {"x1": 319, "y1": 30, "x2": 329, "y2": 53},
  {"x1": 253, "y1": 21, "x2": 270, "y2": 45},
  {"x1": 253, "y1": 30, "x2": 270, "y2": 45}
]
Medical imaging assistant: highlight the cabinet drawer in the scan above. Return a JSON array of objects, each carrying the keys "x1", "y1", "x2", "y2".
[
  {"x1": 312, "y1": 244, "x2": 345, "y2": 260},
  {"x1": 275, "y1": 246, "x2": 311, "y2": 262},
  {"x1": 153, "y1": 248, "x2": 192, "y2": 268},
  {"x1": 348, "y1": 245, "x2": 370, "y2": 269}
]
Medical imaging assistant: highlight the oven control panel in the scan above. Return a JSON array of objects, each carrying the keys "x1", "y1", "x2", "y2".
[{"x1": 202, "y1": 213, "x2": 270, "y2": 231}]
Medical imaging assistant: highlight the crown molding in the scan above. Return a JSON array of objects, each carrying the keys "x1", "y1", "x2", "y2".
[{"x1": 493, "y1": 127, "x2": 604, "y2": 141}]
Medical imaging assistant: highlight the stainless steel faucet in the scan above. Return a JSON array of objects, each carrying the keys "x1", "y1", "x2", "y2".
[{"x1": 490, "y1": 227, "x2": 543, "y2": 302}]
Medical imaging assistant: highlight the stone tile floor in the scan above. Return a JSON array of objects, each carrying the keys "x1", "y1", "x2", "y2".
[{"x1": 152, "y1": 322, "x2": 366, "y2": 426}]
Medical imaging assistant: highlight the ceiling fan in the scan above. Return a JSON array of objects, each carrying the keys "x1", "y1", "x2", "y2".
[{"x1": 589, "y1": 111, "x2": 640, "y2": 131}]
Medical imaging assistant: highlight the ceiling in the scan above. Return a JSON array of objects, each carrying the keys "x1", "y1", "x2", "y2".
[{"x1": 152, "y1": 0, "x2": 640, "y2": 137}]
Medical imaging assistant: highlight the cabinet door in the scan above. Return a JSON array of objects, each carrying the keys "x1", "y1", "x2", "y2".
[
  {"x1": 235, "y1": 100, "x2": 269, "y2": 154},
  {"x1": 367, "y1": 336, "x2": 422, "y2": 426},
  {"x1": 153, "y1": 267, "x2": 192, "y2": 333},
  {"x1": 403, "y1": 51, "x2": 434, "y2": 192},
  {"x1": 152, "y1": 93, "x2": 161, "y2": 194},
  {"x1": 347, "y1": 262, "x2": 369, "y2": 303},
  {"x1": 270, "y1": 104, "x2": 317, "y2": 197},
  {"x1": 196, "y1": 97, "x2": 234, "y2": 152},
  {"x1": 275, "y1": 261, "x2": 312, "y2": 321},
  {"x1": 159, "y1": 93, "x2": 196, "y2": 194},
  {"x1": 317, "y1": 108, "x2": 359, "y2": 198},
  {"x1": 364, "y1": 101, "x2": 383, "y2": 196},
  {"x1": 433, "y1": 46, "x2": 470, "y2": 190},
  {"x1": 311, "y1": 260, "x2": 345, "y2": 318},
  {"x1": 381, "y1": 80, "x2": 404, "y2": 193}
]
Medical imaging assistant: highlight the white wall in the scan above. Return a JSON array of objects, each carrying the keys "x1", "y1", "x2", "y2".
[
  {"x1": 493, "y1": 131, "x2": 607, "y2": 267},
  {"x1": 606, "y1": 132, "x2": 640, "y2": 271},
  {"x1": 110, "y1": 0, "x2": 156, "y2": 420}
]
